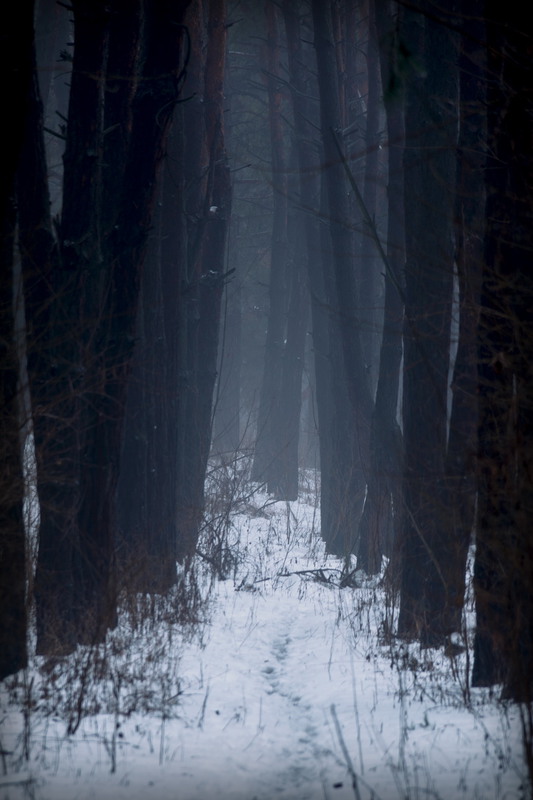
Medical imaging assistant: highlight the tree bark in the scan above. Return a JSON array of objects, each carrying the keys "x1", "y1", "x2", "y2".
[
  {"x1": 0, "y1": 1, "x2": 36, "y2": 676},
  {"x1": 473, "y1": 3, "x2": 533, "y2": 703},
  {"x1": 267, "y1": 193, "x2": 309, "y2": 501},
  {"x1": 358, "y1": 0, "x2": 383, "y2": 390},
  {"x1": 176, "y1": 0, "x2": 231, "y2": 560},
  {"x1": 74, "y1": 0, "x2": 190, "y2": 638},
  {"x1": 212, "y1": 273, "x2": 242, "y2": 457},
  {"x1": 441, "y1": 0, "x2": 485, "y2": 633},
  {"x1": 31, "y1": 0, "x2": 109, "y2": 653},
  {"x1": 357, "y1": 0, "x2": 405, "y2": 575},
  {"x1": 251, "y1": 0, "x2": 289, "y2": 485},
  {"x1": 0, "y1": 204, "x2": 27, "y2": 680},
  {"x1": 397, "y1": 2, "x2": 457, "y2": 646},
  {"x1": 312, "y1": 0, "x2": 373, "y2": 556}
]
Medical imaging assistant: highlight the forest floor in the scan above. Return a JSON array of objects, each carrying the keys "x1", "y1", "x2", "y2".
[{"x1": 0, "y1": 469, "x2": 529, "y2": 800}]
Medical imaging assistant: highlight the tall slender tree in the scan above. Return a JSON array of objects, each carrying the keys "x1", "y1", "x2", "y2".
[
  {"x1": 440, "y1": 0, "x2": 485, "y2": 633},
  {"x1": 357, "y1": 0, "x2": 405, "y2": 575},
  {"x1": 175, "y1": 0, "x2": 232, "y2": 560},
  {"x1": 251, "y1": 0, "x2": 289, "y2": 485},
  {"x1": 312, "y1": 0, "x2": 374, "y2": 556},
  {"x1": 0, "y1": 1, "x2": 34, "y2": 677},
  {"x1": 397, "y1": 2, "x2": 457, "y2": 645}
]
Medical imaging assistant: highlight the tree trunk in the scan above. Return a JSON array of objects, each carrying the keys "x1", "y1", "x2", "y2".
[
  {"x1": 267, "y1": 195, "x2": 309, "y2": 501},
  {"x1": 212, "y1": 273, "x2": 242, "y2": 457},
  {"x1": 116, "y1": 187, "x2": 179, "y2": 593},
  {"x1": 312, "y1": 0, "x2": 373, "y2": 556},
  {"x1": 358, "y1": 0, "x2": 383, "y2": 391},
  {"x1": 357, "y1": 0, "x2": 405, "y2": 575},
  {"x1": 0, "y1": 1, "x2": 36, "y2": 677},
  {"x1": 31, "y1": 0, "x2": 109, "y2": 653},
  {"x1": 251, "y1": 0, "x2": 288, "y2": 485},
  {"x1": 0, "y1": 206, "x2": 27, "y2": 680},
  {"x1": 397, "y1": 3, "x2": 457, "y2": 646},
  {"x1": 176, "y1": 0, "x2": 231, "y2": 560},
  {"x1": 75, "y1": 0, "x2": 190, "y2": 639},
  {"x1": 440, "y1": 0, "x2": 485, "y2": 634},
  {"x1": 282, "y1": 0, "x2": 357, "y2": 555},
  {"x1": 473, "y1": 3, "x2": 533, "y2": 703}
]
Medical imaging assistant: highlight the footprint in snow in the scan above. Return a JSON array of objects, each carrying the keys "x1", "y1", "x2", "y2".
[{"x1": 272, "y1": 635, "x2": 291, "y2": 662}]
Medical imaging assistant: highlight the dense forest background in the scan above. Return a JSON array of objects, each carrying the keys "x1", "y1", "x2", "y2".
[{"x1": 1, "y1": 0, "x2": 532, "y2": 753}]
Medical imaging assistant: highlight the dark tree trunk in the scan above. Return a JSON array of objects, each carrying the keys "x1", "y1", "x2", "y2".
[
  {"x1": 0, "y1": 0, "x2": 36, "y2": 677},
  {"x1": 357, "y1": 0, "x2": 405, "y2": 575},
  {"x1": 440, "y1": 0, "x2": 485, "y2": 633},
  {"x1": 0, "y1": 208, "x2": 27, "y2": 680},
  {"x1": 282, "y1": 0, "x2": 358, "y2": 555},
  {"x1": 19, "y1": 51, "x2": 79, "y2": 655},
  {"x1": 116, "y1": 186, "x2": 179, "y2": 593},
  {"x1": 251, "y1": 0, "x2": 288, "y2": 485},
  {"x1": 173, "y1": 0, "x2": 207, "y2": 559},
  {"x1": 312, "y1": 0, "x2": 373, "y2": 556},
  {"x1": 157, "y1": 150, "x2": 187, "y2": 575},
  {"x1": 282, "y1": 0, "x2": 330, "y2": 523},
  {"x1": 176, "y1": 0, "x2": 231, "y2": 560},
  {"x1": 101, "y1": 0, "x2": 142, "y2": 233},
  {"x1": 397, "y1": 3, "x2": 457, "y2": 646},
  {"x1": 74, "y1": 0, "x2": 190, "y2": 639},
  {"x1": 267, "y1": 197, "x2": 309, "y2": 501},
  {"x1": 358, "y1": 0, "x2": 383, "y2": 389},
  {"x1": 0, "y1": 209, "x2": 27, "y2": 680},
  {"x1": 57, "y1": 0, "x2": 111, "y2": 642},
  {"x1": 320, "y1": 189, "x2": 367, "y2": 558},
  {"x1": 98, "y1": 2, "x2": 144, "y2": 589},
  {"x1": 115, "y1": 285, "x2": 151, "y2": 589},
  {"x1": 31, "y1": 0, "x2": 109, "y2": 653},
  {"x1": 312, "y1": 0, "x2": 373, "y2": 434},
  {"x1": 473, "y1": 3, "x2": 533, "y2": 703},
  {"x1": 212, "y1": 273, "x2": 242, "y2": 457}
]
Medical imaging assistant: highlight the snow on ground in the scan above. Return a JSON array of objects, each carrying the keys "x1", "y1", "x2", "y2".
[{"x1": 0, "y1": 473, "x2": 529, "y2": 800}]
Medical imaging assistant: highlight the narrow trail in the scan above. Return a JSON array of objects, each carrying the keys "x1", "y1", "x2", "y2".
[
  {"x1": 170, "y1": 535, "x2": 361, "y2": 800},
  {"x1": 242, "y1": 596, "x2": 340, "y2": 797}
]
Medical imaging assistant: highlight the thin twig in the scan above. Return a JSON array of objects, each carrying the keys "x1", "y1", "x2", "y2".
[{"x1": 330, "y1": 703, "x2": 363, "y2": 800}]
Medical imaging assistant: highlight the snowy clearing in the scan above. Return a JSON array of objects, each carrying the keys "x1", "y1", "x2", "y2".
[{"x1": 0, "y1": 475, "x2": 529, "y2": 800}]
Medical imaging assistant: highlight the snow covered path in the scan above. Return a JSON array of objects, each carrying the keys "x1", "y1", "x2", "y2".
[{"x1": 1, "y1": 491, "x2": 528, "y2": 800}]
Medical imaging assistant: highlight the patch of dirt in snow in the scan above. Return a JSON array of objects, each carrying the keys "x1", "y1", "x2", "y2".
[{"x1": 0, "y1": 488, "x2": 529, "y2": 800}]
